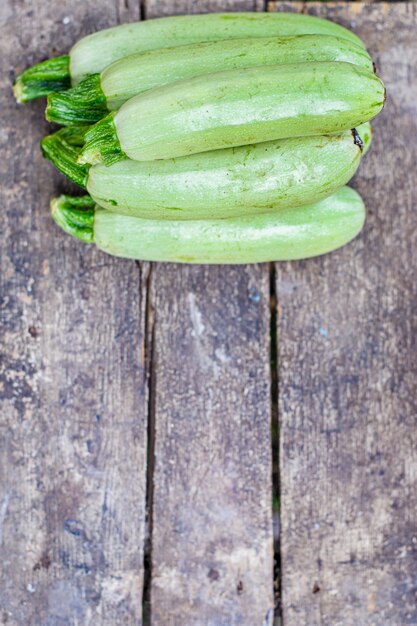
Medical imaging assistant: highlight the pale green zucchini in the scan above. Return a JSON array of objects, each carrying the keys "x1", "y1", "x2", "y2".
[
  {"x1": 70, "y1": 13, "x2": 366, "y2": 85},
  {"x1": 79, "y1": 62, "x2": 384, "y2": 165},
  {"x1": 87, "y1": 132, "x2": 364, "y2": 219},
  {"x1": 14, "y1": 12, "x2": 366, "y2": 103},
  {"x1": 42, "y1": 124, "x2": 367, "y2": 220},
  {"x1": 51, "y1": 186, "x2": 366, "y2": 264},
  {"x1": 46, "y1": 35, "x2": 374, "y2": 126}
]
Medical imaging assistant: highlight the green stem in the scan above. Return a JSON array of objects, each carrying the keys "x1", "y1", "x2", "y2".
[
  {"x1": 51, "y1": 195, "x2": 95, "y2": 243},
  {"x1": 51, "y1": 124, "x2": 89, "y2": 147},
  {"x1": 13, "y1": 56, "x2": 71, "y2": 103},
  {"x1": 41, "y1": 126, "x2": 90, "y2": 188},
  {"x1": 78, "y1": 112, "x2": 126, "y2": 166},
  {"x1": 46, "y1": 74, "x2": 108, "y2": 125}
]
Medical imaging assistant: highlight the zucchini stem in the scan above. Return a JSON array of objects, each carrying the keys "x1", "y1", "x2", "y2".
[
  {"x1": 351, "y1": 128, "x2": 364, "y2": 152},
  {"x1": 13, "y1": 56, "x2": 71, "y2": 103},
  {"x1": 78, "y1": 113, "x2": 126, "y2": 166},
  {"x1": 41, "y1": 126, "x2": 90, "y2": 188},
  {"x1": 46, "y1": 74, "x2": 108, "y2": 125},
  {"x1": 356, "y1": 122, "x2": 372, "y2": 156},
  {"x1": 51, "y1": 195, "x2": 95, "y2": 244}
]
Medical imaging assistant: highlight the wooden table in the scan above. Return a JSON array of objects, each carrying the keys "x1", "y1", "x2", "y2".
[{"x1": 1, "y1": 1, "x2": 416, "y2": 624}]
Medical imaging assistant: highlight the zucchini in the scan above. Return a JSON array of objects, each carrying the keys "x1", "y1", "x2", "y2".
[
  {"x1": 41, "y1": 126, "x2": 90, "y2": 188},
  {"x1": 46, "y1": 35, "x2": 374, "y2": 126},
  {"x1": 13, "y1": 12, "x2": 366, "y2": 102},
  {"x1": 79, "y1": 62, "x2": 384, "y2": 164},
  {"x1": 42, "y1": 125, "x2": 366, "y2": 220},
  {"x1": 51, "y1": 186, "x2": 366, "y2": 264}
]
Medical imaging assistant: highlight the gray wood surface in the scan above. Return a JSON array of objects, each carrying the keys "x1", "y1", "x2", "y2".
[
  {"x1": 1, "y1": 1, "x2": 416, "y2": 625},
  {"x1": 149, "y1": 265, "x2": 274, "y2": 626},
  {"x1": 0, "y1": 2, "x2": 148, "y2": 625},
  {"x1": 273, "y1": 3, "x2": 417, "y2": 625},
  {"x1": 145, "y1": 0, "x2": 259, "y2": 18}
]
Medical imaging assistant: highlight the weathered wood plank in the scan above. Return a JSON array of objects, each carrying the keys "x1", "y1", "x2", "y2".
[
  {"x1": 273, "y1": 3, "x2": 417, "y2": 625},
  {"x1": 0, "y1": 2, "x2": 148, "y2": 624},
  {"x1": 149, "y1": 265, "x2": 274, "y2": 626},
  {"x1": 116, "y1": 0, "x2": 141, "y2": 24},
  {"x1": 145, "y1": 0, "x2": 258, "y2": 18}
]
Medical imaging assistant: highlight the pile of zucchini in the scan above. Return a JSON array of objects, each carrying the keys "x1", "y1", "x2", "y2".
[{"x1": 14, "y1": 12, "x2": 385, "y2": 264}]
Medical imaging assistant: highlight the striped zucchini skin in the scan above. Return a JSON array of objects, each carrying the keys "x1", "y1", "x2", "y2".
[
  {"x1": 103, "y1": 62, "x2": 384, "y2": 162},
  {"x1": 91, "y1": 186, "x2": 365, "y2": 264},
  {"x1": 102, "y1": 35, "x2": 373, "y2": 111},
  {"x1": 70, "y1": 13, "x2": 366, "y2": 84},
  {"x1": 87, "y1": 131, "x2": 362, "y2": 220}
]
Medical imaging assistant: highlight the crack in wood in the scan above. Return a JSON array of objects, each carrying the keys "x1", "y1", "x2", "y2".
[
  {"x1": 140, "y1": 262, "x2": 156, "y2": 626},
  {"x1": 269, "y1": 262, "x2": 282, "y2": 622}
]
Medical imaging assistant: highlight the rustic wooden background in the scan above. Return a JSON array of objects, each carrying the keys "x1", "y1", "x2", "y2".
[{"x1": 1, "y1": 1, "x2": 416, "y2": 625}]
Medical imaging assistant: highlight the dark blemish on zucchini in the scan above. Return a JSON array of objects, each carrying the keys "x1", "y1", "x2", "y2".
[
  {"x1": 351, "y1": 128, "x2": 363, "y2": 152},
  {"x1": 243, "y1": 148, "x2": 252, "y2": 165},
  {"x1": 177, "y1": 256, "x2": 196, "y2": 262},
  {"x1": 107, "y1": 199, "x2": 118, "y2": 206}
]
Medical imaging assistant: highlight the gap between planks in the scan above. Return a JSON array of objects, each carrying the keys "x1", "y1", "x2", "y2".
[
  {"x1": 269, "y1": 262, "x2": 281, "y2": 621},
  {"x1": 139, "y1": 262, "x2": 156, "y2": 625}
]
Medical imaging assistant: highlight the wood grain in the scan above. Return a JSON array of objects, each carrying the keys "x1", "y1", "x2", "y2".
[
  {"x1": 273, "y1": 3, "x2": 417, "y2": 625},
  {"x1": 149, "y1": 264, "x2": 274, "y2": 626},
  {"x1": 2, "y1": 2, "x2": 417, "y2": 625},
  {"x1": 145, "y1": 0, "x2": 258, "y2": 18},
  {"x1": 0, "y1": 2, "x2": 148, "y2": 625}
]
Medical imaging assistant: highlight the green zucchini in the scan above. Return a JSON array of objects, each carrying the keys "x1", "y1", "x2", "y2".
[
  {"x1": 51, "y1": 186, "x2": 366, "y2": 264},
  {"x1": 14, "y1": 12, "x2": 366, "y2": 102},
  {"x1": 42, "y1": 124, "x2": 366, "y2": 220},
  {"x1": 46, "y1": 35, "x2": 374, "y2": 126},
  {"x1": 79, "y1": 62, "x2": 384, "y2": 165},
  {"x1": 41, "y1": 126, "x2": 90, "y2": 188}
]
